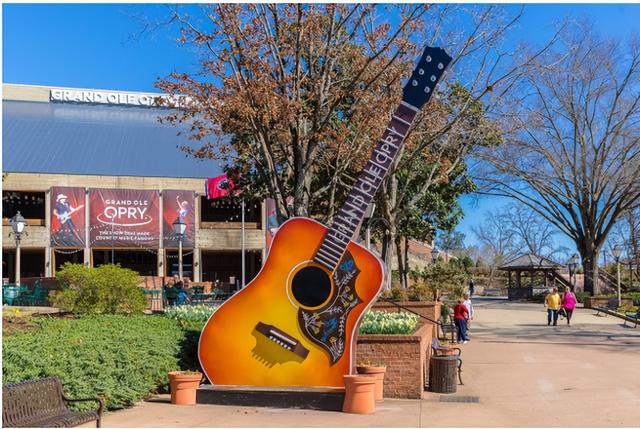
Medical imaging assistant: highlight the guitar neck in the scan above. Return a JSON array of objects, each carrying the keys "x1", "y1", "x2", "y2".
[
  {"x1": 313, "y1": 45, "x2": 452, "y2": 272},
  {"x1": 314, "y1": 101, "x2": 419, "y2": 271}
]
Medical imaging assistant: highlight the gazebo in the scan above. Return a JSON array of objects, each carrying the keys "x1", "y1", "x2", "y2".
[{"x1": 498, "y1": 254, "x2": 566, "y2": 300}]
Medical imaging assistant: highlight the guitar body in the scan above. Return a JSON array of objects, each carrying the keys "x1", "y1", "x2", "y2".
[{"x1": 198, "y1": 217, "x2": 384, "y2": 388}]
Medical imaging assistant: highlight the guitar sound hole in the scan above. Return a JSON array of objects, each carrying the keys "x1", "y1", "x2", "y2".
[{"x1": 291, "y1": 266, "x2": 332, "y2": 308}]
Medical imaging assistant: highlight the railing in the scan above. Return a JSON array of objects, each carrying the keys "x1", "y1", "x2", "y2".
[{"x1": 598, "y1": 270, "x2": 629, "y2": 292}]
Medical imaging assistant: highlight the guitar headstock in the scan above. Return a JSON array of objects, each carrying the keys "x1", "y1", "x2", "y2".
[{"x1": 402, "y1": 46, "x2": 452, "y2": 110}]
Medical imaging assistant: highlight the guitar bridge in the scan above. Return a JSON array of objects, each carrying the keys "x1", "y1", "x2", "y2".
[{"x1": 255, "y1": 322, "x2": 309, "y2": 360}]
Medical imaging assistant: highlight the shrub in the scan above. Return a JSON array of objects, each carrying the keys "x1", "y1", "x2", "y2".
[
  {"x1": 163, "y1": 305, "x2": 219, "y2": 372},
  {"x1": 381, "y1": 286, "x2": 408, "y2": 302},
  {"x1": 2, "y1": 315, "x2": 183, "y2": 410},
  {"x1": 358, "y1": 311, "x2": 418, "y2": 335},
  {"x1": 407, "y1": 283, "x2": 429, "y2": 301},
  {"x1": 52, "y1": 263, "x2": 146, "y2": 314},
  {"x1": 574, "y1": 291, "x2": 588, "y2": 304}
]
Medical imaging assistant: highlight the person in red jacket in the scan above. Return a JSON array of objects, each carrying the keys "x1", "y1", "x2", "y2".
[{"x1": 453, "y1": 298, "x2": 470, "y2": 343}]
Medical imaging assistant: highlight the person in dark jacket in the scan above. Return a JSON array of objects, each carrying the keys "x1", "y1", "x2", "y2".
[{"x1": 164, "y1": 278, "x2": 178, "y2": 307}]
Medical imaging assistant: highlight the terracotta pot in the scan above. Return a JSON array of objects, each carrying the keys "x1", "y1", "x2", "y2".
[
  {"x1": 356, "y1": 366, "x2": 386, "y2": 401},
  {"x1": 168, "y1": 371, "x2": 202, "y2": 405},
  {"x1": 342, "y1": 375, "x2": 376, "y2": 414}
]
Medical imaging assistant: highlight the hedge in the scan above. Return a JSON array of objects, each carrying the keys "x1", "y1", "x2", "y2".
[{"x1": 2, "y1": 315, "x2": 183, "y2": 410}]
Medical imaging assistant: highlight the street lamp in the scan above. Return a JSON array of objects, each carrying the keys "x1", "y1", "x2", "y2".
[
  {"x1": 172, "y1": 217, "x2": 187, "y2": 280},
  {"x1": 431, "y1": 247, "x2": 440, "y2": 265},
  {"x1": 9, "y1": 212, "x2": 27, "y2": 284},
  {"x1": 568, "y1": 254, "x2": 578, "y2": 291},
  {"x1": 612, "y1": 244, "x2": 623, "y2": 307}
]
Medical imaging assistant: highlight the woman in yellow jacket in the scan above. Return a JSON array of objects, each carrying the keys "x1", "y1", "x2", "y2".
[{"x1": 545, "y1": 287, "x2": 561, "y2": 326}]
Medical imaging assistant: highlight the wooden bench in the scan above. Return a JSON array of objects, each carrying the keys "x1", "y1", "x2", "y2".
[{"x1": 3, "y1": 377, "x2": 103, "y2": 428}]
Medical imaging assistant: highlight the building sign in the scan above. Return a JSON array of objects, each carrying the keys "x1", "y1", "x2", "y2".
[
  {"x1": 89, "y1": 188, "x2": 160, "y2": 248},
  {"x1": 50, "y1": 89, "x2": 190, "y2": 108},
  {"x1": 50, "y1": 186, "x2": 86, "y2": 248},
  {"x1": 163, "y1": 190, "x2": 195, "y2": 248}
]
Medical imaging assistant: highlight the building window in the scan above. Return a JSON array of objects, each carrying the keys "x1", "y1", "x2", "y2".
[
  {"x1": 2, "y1": 191, "x2": 46, "y2": 224},
  {"x1": 200, "y1": 197, "x2": 261, "y2": 227}
]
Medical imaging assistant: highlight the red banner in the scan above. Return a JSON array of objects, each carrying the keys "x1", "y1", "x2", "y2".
[
  {"x1": 89, "y1": 188, "x2": 160, "y2": 248},
  {"x1": 50, "y1": 186, "x2": 86, "y2": 248},
  {"x1": 163, "y1": 190, "x2": 195, "y2": 248},
  {"x1": 206, "y1": 174, "x2": 236, "y2": 199}
]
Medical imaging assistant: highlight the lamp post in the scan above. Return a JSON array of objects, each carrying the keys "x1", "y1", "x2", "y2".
[
  {"x1": 173, "y1": 217, "x2": 187, "y2": 280},
  {"x1": 9, "y1": 212, "x2": 27, "y2": 285},
  {"x1": 612, "y1": 244, "x2": 622, "y2": 307},
  {"x1": 431, "y1": 247, "x2": 440, "y2": 265},
  {"x1": 568, "y1": 254, "x2": 578, "y2": 291}
]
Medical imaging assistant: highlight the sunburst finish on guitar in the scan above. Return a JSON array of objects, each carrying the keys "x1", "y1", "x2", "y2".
[
  {"x1": 198, "y1": 45, "x2": 452, "y2": 388},
  {"x1": 199, "y1": 217, "x2": 383, "y2": 387}
]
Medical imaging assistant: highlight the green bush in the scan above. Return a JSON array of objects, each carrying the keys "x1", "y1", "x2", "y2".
[
  {"x1": 574, "y1": 291, "x2": 588, "y2": 304},
  {"x1": 407, "y1": 283, "x2": 429, "y2": 301},
  {"x1": 358, "y1": 311, "x2": 418, "y2": 335},
  {"x1": 52, "y1": 263, "x2": 146, "y2": 314},
  {"x1": 2, "y1": 315, "x2": 183, "y2": 410},
  {"x1": 380, "y1": 286, "x2": 408, "y2": 302}
]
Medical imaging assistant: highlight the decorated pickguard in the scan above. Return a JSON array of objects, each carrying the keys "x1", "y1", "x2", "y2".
[{"x1": 297, "y1": 251, "x2": 362, "y2": 365}]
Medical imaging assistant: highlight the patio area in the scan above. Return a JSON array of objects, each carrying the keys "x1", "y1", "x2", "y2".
[{"x1": 80, "y1": 298, "x2": 640, "y2": 427}]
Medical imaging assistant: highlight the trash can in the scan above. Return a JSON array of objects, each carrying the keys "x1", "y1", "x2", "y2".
[{"x1": 429, "y1": 355, "x2": 458, "y2": 393}]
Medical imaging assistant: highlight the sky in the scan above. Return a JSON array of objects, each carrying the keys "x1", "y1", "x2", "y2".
[{"x1": 3, "y1": 3, "x2": 640, "y2": 255}]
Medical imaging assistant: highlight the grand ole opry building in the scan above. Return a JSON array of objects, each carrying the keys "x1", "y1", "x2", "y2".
[{"x1": 2, "y1": 83, "x2": 265, "y2": 286}]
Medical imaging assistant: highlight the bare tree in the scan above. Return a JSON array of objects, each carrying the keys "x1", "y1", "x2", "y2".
[
  {"x1": 472, "y1": 209, "x2": 520, "y2": 267},
  {"x1": 477, "y1": 25, "x2": 640, "y2": 294}
]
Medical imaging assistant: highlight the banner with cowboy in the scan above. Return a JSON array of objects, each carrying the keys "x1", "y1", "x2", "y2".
[
  {"x1": 89, "y1": 188, "x2": 160, "y2": 248},
  {"x1": 50, "y1": 186, "x2": 86, "y2": 248},
  {"x1": 162, "y1": 189, "x2": 196, "y2": 248}
]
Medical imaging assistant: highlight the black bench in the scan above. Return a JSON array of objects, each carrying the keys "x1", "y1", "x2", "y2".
[
  {"x1": 3, "y1": 377, "x2": 103, "y2": 428},
  {"x1": 624, "y1": 310, "x2": 640, "y2": 328}
]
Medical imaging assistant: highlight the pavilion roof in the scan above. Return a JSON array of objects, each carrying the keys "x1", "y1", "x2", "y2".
[{"x1": 498, "y1": 254, "x2": 564, "y2": 271}]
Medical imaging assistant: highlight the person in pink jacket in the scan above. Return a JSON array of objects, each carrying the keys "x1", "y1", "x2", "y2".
[{"x1": 561, "y1": 288, "x2": 577, "y2": 325}]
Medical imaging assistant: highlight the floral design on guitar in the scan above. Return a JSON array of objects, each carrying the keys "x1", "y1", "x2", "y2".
[{"x1": 297, "y1": 251, "x2": 362, "y2": 364}]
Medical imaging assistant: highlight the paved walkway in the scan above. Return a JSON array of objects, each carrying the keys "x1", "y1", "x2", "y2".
[{"x1": 83, "y1": 298, "x2": 640, "y2": 427}]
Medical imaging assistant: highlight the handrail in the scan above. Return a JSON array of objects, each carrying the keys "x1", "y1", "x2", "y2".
[{"x1": 378, "y1": 297, "x2": 448, "y2": 327}]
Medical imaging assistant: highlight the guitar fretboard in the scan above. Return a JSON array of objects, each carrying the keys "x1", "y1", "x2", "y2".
[{"x1": 313, "y1": 101, "x2": 419, "y2": 271}]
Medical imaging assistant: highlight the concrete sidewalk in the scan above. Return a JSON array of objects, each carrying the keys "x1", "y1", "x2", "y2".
[{"x1": 84, "y1": 298, "x2": 640, "y2": 427}]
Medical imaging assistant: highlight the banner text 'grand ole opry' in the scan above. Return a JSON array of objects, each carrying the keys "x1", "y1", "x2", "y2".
[{"x1": 2, "y1": 84, "x2": 266, "y2": 287}]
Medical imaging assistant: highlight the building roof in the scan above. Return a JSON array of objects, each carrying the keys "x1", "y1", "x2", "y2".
[
  {"x1": 498, "y1": 254, "x2": 564, "y2": 271},
  {"x1": 2, "y1": 98, "x2": 224, "y2": 179}
]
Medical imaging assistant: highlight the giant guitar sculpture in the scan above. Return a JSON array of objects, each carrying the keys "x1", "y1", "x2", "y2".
[{"x1": 199, "y1": 46, "x2": 452, "y2": 388}]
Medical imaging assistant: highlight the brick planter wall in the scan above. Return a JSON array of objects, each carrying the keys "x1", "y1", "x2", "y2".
[
  {"x1": 355, "y1": 322, "x2": 432, "y2": 399},
  {"x1": 372, "y1": 300, "x2": 441, "y2": 338}
]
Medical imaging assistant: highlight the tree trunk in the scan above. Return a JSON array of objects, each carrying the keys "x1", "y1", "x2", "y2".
[
  {"x1": 395, "y1": 236, "x2": 405, "y2": 289},
  {"x1": 581, "y1": 248, "x2": 599, "y2": 295},
  {"x1": 403, "y1": 237, "x2": 410, "y2": 288}
]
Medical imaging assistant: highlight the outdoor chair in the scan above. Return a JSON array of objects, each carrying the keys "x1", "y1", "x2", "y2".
[
  {"x1": 22, "y1": 281, "x2": 49, "y2": 306},
  {"x1": 3, "y1": 284, "x2": 28, "y2": 306}
]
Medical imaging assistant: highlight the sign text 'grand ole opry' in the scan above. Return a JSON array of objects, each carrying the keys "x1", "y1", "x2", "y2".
[{"x1": 2, "y1": 83, "x2": 266, "y2": 285}]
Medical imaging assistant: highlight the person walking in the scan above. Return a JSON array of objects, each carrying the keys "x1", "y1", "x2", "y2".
[
  {"x1": 561, "y1": 287, "x2": 577, "y2": 326},
  {"x1": 545, "y1": 287, "x2": 561, "y2": 326},
  {"x1": 468, "y1": 279, "x2": 475, "y2": 298},
  {"x1": 453, "y1": 298, "x2": 470, "y2": 344},
  {"x1": 463, "y1": 292, "x2": 474, "y2": 332}
]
